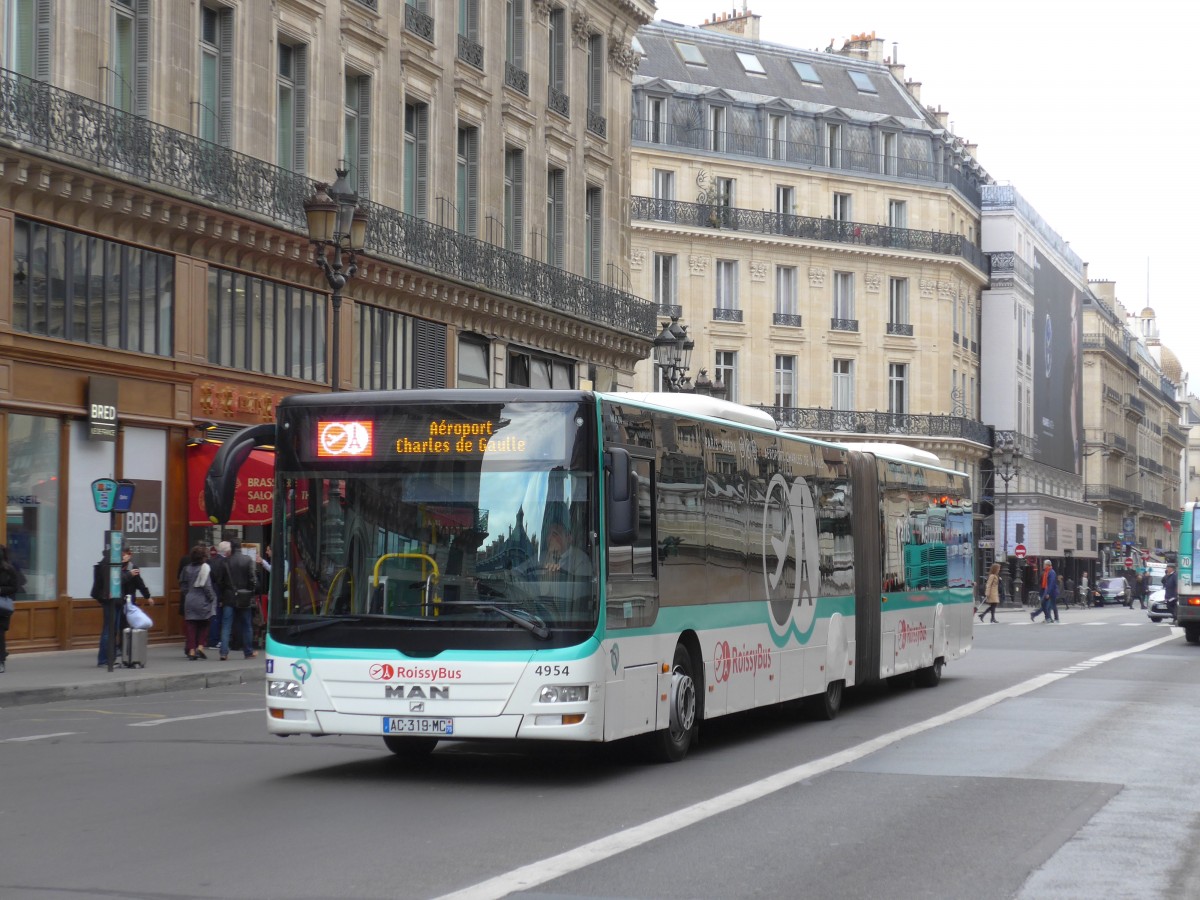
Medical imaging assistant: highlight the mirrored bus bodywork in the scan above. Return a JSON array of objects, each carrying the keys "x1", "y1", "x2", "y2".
[{"x1": 213, "y1": 390, "x2": 973, "y2": 762}]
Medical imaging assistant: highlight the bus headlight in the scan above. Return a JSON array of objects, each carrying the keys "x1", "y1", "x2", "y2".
[
  {"x1": 539, "y1": 685, "x2": 589, "y2": 704},
  {"x1": 268, "y1": 680, "x2": 305, "y2": 699}
]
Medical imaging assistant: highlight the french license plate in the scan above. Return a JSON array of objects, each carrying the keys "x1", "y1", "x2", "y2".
[{"x1": 383, "y1": 717, "x2": 454, "y2": 735}]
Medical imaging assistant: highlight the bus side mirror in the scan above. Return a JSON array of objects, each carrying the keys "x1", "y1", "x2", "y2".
[
  {"x1": 204, "y1": 423, "x2": 276, "y2": 525},
  {"x1": 605, "y1": 448, "x2": 639, "y2": 546}
]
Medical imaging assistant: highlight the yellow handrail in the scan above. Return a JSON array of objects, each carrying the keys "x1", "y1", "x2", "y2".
[
  {"x1": 324, "y1": 568, "x2": 352, "y2": 615},
  {"x1": 372, "y1": 553, "x2": 441, "y2": 616}
]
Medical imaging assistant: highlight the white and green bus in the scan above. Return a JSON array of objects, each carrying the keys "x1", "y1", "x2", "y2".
[{"x1": 206, "y1": 390, "x2": 974, "y2": 762}]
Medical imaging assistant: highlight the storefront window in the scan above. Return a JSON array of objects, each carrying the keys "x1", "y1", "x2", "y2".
[{"x1": 6, "y1": 415, "x2": 61, "y2": 601}]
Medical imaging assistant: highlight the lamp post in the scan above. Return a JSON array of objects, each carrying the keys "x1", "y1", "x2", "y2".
[
  {"x1": 305, "y1": 167, "x2": 368, "y2": 392},
  {"x1": 652, "y1": 315, "x2": 694, "y2": 392},
  {"x1": 994, "y1": 436, "x2": 1022, "y2": 603}
]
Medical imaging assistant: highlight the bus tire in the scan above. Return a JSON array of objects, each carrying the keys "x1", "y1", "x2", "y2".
[
  {"x1": 914, "y1": 658, "x2": 944, "y2": 688},
  {"x1": 1185, "y1": 625, "x2": 1199, "y2": 644},
  {"x1": 810, "y1": 679, "x2": 844, "y2": 721},
  {"x1": 650, "y1": 643, "x2": 697, "y2": 763},
  {"x1": 383, "y1": 736, "x2": 439, "y2": 759}
]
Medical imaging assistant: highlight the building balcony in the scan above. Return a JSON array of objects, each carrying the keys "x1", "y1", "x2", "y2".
[
  {"x1": 772, "y1": 313, "x2": 802, "y2": 327},
  {"x1": 0, "y1": 68, "x2": 656, "y2": 337},
  {"x1": 1084, "y1": 484, "x2": 1139, "y2": 507},
  {"x1": 632, "y1": 119, "x2": 984, "y2": 208},
  {"x1": 763, "y1": 407, "x2": 992, "y2": 445},
  {"x1": 630, "y1": 196, "x2": 984, "y2": 270},
  {"x1": 1127, "y1": 394, "x2": 1146, "y2": 417},
  {"x1": 456, "y1": 35, "x2": 484, "y2": 69},
  {"x1": 1143, "y1": 499, "x2": 1179, "y2": 521},
  {"x1": 1102, "y1": 385, "x2": 1123, "y2": 406},
  {"x1": 503, "y1": 62, "x2": 529, "y2": 95},
  {"x1": 656, "y1": 303, "x2": 683, "y2": 318},
  {"x1": 1139, "y1": 456, "x2": 1164, "y2": 476},
  {"x1": 712, "y1": 307, "x2": 743, "y2": 323},
  {"x1": 547, "y1": 85, "x2": 569, "y2": 119},
  {"x1": 831, "y1": 318, "x2": 858, "y2": 332},
  {"x1": 884, "y1": 322, "x2": 912, "y2": 336},
  {"x1": 987, "y1": 251, "x2": 1034, "y2": 288},
  {"x1": 404, "y1": 3, "x2": 435, "y2": 41},
  {"x1": 1166, "y1": 422, "x2": 1189, "y2": 446},
  {"x1": 586, "y1": 108, "x2": 607, "y2": 139}
]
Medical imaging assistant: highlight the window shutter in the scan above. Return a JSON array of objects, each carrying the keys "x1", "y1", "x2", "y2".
[
  {"x1": 588, "y1": 34, "x2": 602, "y2": 112},
  {"x1": 587, "y1": 188, "x2": 601, "y2": 281},
  {"x1": 551, "y1": 171, "x2": 564, "y2": 269},
  {"x1": 550, "y1": 10, "x2": 564, "y2": 90},
  {"x1": 34, "y1": 0, "x2": 51, "y2": 81},
  {"x1": 356, "y1": 74, "x2": 371, "y2": 199},
  {"x1": 217, "y1": 7, "x2": 233, "y2": 146},
  {"x1": 414, "y1": 319, "x2": 447, "y2": 388},
  {"x1": 466, "y1": 127, "x2": 479, "y2": 236},
  {"x1": 293, "y1": 45, "x2": 308, "y2": 175},
  {"x1": 515, "y1": 0, "x2": 526, "y2": 70},
  {"x1": 511, "y1": 149, "x2": 524, "y2": 254},
  {"x1": 134, "y1": 0, "x2": 150, "y2": 116},
  {"x1": 415, "y1": 104, "x2": 428, "y2": 219}
]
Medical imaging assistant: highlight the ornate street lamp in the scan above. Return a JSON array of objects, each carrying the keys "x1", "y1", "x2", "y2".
[
  {"x1": 994, "y1": 434, "x2": 1023, "y2": 603},
  {"x1": 305, "y1": 167, "x2": 368, "y2": 392},
  {"x1": 653, "y1": 315, "x2": 694, "y2": 392}
]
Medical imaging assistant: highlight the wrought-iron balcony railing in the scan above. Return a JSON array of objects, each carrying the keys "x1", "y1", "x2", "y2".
[
  {"x1": 1139, "y1": 456, "x2": 1163, "y2": 476},
  {"x1": 456, "y1": 34, "x2": 484, "y2": 70},
  {"x1": 886, "y1": 322, "x2": 913, "y2": 336},
  {"x1": 1143, "y1": 499, "x2": 1179, "y2": 521},
  {"x1": 762, "y1": 406, "x2": 992, "y2": 445},
  {"x1": 831, "y1": 317, "x2": 858, "y2": 332},
  {"x1": 1084, "y1": 484, "x2": 1139, "y2": 507},
  {"x1": 586, "y1": 108, "x2": 607, "y2": 139},
  {"x1": 1103, "y1": 385, "x2": 1123, "y2": 405},
  {"x1": 547, "y1": 85, "x2": 569, "y2": 118},
  {"x1": 773, "y1": 313, "x2": 802, "y2": 327},
  {"x1": 1110, "y1": 433, "x2": 1128, "y2": 453},
  {"x1": 1166, "y1": 423, "x2": 1189, "y2": 446},
  {"x1": 404, "y1": 4, "x2": 435, "y2": 41},
  {"x1": 987, "y1": 251, "x2": 1034, "y2": 287},
  {"x1": 630, "y1": 196, "x2": 984, "y2": 270},
  {"x1": 712, "y1": 306, "x2": 743, "y2": 323},
  {"x1": 656, "y1": 303, "x2": 682, "y2": 318},
  {"x1": 504, "y1": 62, "x2": 529, "y2": 95},
  {"x1": 0, "y1": 68, "x2": 656, "y2": 337},
  {"x1": 632, "y1": 119, "x2": 984, "y2": 207},
  {"x1": 1127, "y1": 394, "x2": 1146, "y2": 416}
]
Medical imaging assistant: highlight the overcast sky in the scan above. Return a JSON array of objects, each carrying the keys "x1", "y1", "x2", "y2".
[{"x1": 648, "y1": 0, "x2": 1198, "y2": 392}]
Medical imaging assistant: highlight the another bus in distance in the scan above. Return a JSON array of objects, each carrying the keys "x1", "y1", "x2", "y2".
[{"x1": 206, "y1": 390, "x2": 974, "y2": 762}]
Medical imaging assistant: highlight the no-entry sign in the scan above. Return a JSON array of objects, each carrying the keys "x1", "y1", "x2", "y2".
[
  {"x1": 1125, "y1": 557, "x2": 1135, "y2": 568},
  {"x1": 1014, "y1": 544, "x2": 1027, "y2": 559}
]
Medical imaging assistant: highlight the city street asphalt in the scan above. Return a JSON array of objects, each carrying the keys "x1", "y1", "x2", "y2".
[{"x1": 0, "y1": 641, "x2": 264, "y2": 708}]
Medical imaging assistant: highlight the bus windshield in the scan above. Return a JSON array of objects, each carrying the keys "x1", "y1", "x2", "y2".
[{"x1": 274, "y1": 399, "x2": 597, "y2": 652}]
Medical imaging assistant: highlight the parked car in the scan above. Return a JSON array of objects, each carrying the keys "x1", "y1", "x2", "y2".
[
  {"x1": 1147, "y1": 587, "x2": 1173, "y2": 623},
  {"x1": 1097, "y1": 576, "x2": 1132, "y2": 607}
]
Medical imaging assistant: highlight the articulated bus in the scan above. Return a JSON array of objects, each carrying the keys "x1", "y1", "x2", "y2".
[
  {"x1": 1176, "y1": 502, "x2": 1200, "y2": 643},
  {"x1": 205, "y1": 390, "x2": 974, "y2": 762}
]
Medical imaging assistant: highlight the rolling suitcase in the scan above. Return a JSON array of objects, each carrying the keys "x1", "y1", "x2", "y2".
[{"x1": 122, "y1": 627, "x2": 148, "y2": 668}]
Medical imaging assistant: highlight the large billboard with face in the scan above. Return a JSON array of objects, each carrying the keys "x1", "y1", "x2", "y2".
[{"x1": 1033, "y1": 250, "x2": 1082, "y2": 474}]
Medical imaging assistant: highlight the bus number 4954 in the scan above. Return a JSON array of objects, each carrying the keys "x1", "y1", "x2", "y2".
[{"x1": 535, "y1": 665, "x2": 569, "y2": 676}]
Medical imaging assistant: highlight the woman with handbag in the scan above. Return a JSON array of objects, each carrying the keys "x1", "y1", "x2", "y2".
[
  {"x1": 179, "y1": 545, "x2": 218, "y2": 661},
  {"x1": 0, "y1": 544, "x2": 26, "y2": 674},
  {"x1": 979, "y1": 562, "x2": 1001, "y2": 623}
]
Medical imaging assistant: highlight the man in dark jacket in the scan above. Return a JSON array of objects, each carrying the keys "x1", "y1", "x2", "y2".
[
  {"x1": 217, "y1": 539, "x2": 258, "y2": 660},
  {"x1": 1163, "y1": 563, "x2": 1178, "y2": 621}
]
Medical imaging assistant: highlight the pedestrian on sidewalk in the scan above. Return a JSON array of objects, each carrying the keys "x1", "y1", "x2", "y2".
[
  {"x1": 90, "y1": 554, "x2": 121, "y2": 666},
  {"x1": 0, "y1": 544, "x2": 26, "y2": 674},
  {"x1": 979, "y1": 562, "x2": 1001, "y2": 623},
  {"x1": 180, "y1": 545, "x2": 218, "y2": 660},
  {"x1": 218, "y1": 539, "x2": 258, "y2": 661}
]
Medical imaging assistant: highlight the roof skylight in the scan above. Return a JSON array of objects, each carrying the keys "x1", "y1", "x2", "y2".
[
  {"x1": 675, "y1": 41, "x2": 706, "y2": 66},
  {"x1": 849, "y1": 71, "x2": 878, "y2": 93},
  {"x1": 791, "y1": 61, "x2": 822, "y2": 84},
  {"x1": 736, "y1": 52, "x2": 766, "y2": 75}
]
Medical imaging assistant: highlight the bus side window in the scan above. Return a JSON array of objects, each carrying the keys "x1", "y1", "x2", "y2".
[{"x1": 609, "y1": 458, "x2": 654, "y2": 577}]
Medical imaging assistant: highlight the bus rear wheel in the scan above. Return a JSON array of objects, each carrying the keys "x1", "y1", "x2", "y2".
[
  {"x1": 810, "y1": 679, "x2": 844, "y2": 720},
  {"x1": 383, "y1": 736, "x2": 439, "y2": 759},
  {"x1": 1185, "y1": 625, "x2": 1199, "y2": 644},
  {"x1": 914, "y1": 658, "x2": 944, "y2": 688},
  {"x1": 650, "y1": 643, "x2": 697, "y2": 763}
]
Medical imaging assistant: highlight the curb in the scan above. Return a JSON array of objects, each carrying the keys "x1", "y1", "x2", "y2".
[{"x1": 0, "y1": 668, "x2": 262, "y2": 709}]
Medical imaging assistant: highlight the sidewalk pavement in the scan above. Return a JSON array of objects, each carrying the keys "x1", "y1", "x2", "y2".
[{"x1": 0, "y1": 642, "x2": 264, "y2": 708}]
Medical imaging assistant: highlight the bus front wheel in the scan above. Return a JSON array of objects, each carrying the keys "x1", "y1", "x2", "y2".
[
  {"x1": 383, "y1": 736, "x2": 439, "y2": 759},
  {"x1": 651, "y1": 644, "x2": 697, "y2": 763}
]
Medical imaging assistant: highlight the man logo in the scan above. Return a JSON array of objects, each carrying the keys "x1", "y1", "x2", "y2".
[{"x1": 762, "y1": 473, "x2": 821, "y2": 638}]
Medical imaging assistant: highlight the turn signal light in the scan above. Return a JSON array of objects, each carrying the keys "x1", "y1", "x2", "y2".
[{"x1": 1186, "y1": 597, "x2": 1200, "y2": 606}]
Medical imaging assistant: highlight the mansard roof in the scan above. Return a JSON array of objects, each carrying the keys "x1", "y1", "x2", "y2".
[{"x1": 636, "y1": 21, "x2": 926, "y2": 124}]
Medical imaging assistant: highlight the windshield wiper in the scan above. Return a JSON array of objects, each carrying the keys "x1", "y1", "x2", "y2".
[
  {"x1": 278, "y1": 613, "x2": 442, "y2": 637},
  {"x1": 472, "y1": 603, "x2": 551, "y2": 639}
]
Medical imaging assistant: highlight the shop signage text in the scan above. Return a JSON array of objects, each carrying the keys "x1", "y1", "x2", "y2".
[{"x1": 88, "y1": 376, "x2": 118, "y2": 442}]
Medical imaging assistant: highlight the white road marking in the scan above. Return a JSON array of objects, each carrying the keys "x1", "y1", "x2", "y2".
[
  {"x1": 129, "y1": 709, "x2": 260, "y2": 727},
  {"x1": 1, "y1": 732, "x2": 78, "y2": 743},
  {"x1": 433, "y1": 632, "x2": 1180, "y2": 900}
]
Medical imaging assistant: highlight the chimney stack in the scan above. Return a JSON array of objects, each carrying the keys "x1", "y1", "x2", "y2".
[
  {"x1": 835, "y1": 31, "x2": 885, "y2": 63},
  {"x1": 700, "y1": 7, "x2": 761, "y2": 41}
]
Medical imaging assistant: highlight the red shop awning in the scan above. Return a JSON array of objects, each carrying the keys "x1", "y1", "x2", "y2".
[{"x1": 186, "y1": 441, "x2": 276, "y2": 526}]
